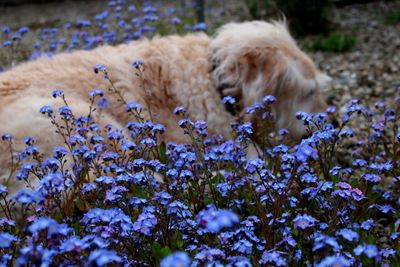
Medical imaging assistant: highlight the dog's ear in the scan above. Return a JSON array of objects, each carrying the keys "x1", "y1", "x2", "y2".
[{"x1": 210, "y1": 44, "x2": 287, "y2": 109}]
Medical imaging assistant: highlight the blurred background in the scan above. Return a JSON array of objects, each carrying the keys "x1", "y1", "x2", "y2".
[{"x1": 0, "y1": 0, "x2": 399, "y2": 111}]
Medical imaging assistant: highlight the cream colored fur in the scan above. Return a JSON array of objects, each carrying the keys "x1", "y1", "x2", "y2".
[{"x1": 0, "y1": 21, "x2": 330, "y2": 199}]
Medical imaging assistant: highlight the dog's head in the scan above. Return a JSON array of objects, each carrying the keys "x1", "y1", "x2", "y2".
[{"x1": 210, "y1": 21, "x2": 331, "y2": 141}]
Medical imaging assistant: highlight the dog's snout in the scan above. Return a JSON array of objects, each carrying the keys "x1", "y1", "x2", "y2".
[
  {"x1": 301, "y1": 132, "x2": 312, "y2": 140},
  {"x1": 332, "y1": 118, "x2": 339, "y2": 128}
]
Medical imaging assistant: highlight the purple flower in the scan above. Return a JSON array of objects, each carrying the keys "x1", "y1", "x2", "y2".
[{"x1": 160, "y1": 252, "x2": 191, "y2": 267}]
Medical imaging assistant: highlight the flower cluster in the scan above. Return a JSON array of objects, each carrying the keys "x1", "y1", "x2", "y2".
[
  {"x1": 0, "y1": 0, "x2": 221, "y2": 70},
  {"x1": 0, "y1": 83, "x2": 399, "y2": 266}
]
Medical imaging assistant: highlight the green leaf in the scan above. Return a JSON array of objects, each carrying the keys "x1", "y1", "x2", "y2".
[
  {"x1": 152, "y1": 242, "x2": 171, "y2": 262},
  {"x1": 158, "y1": 141, "x2": 167, "y2": 164}
]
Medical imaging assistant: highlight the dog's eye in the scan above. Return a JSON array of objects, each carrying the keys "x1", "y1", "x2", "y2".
[{"x1": 307, "y1": 88, "x2": 315, "y2": 96}]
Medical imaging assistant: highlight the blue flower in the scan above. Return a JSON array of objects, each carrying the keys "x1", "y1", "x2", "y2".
[
  {"x1": 52, "y1": 89, "x2": 64, "y2": 98},
  {"x1": 94, "y1": 64, "x2": 108, "y2": 74},
  {"x1": 0, "y1": 184, "x2": 7, "y2": 194},
  {"x1": 336, "y1": 228, "x2": 359, "y2": 242},
  {"x1": 39, "y1": 105, "x2": 53, "y2": 116},
  {"x1": 53, "y1": 146, "x2": 68, "y2": 159},
  {"x1": 362, "y1": 173, "x2": 381, "y2": 183},
  {"x1": 133, "y1": 207, "x2": 157, "y2": 236},
  {"x1": 380, "y1": 248, "x2": 396, "y2": 258},
  {"x1": 101, "y1": 151, "x2": 119, "y2": 161},
  {"x1": 160, "y1": 252, "x2": 191, "y2": 267},
  {"x1": 315, "y1": 255, "x2": 351, "y2": 267},
  {"x1": 195, "y1": 248, "x2": 225, "y2": 262},
  {"x1": 88, "y1": 249, "x2": 122, "y2": 266},
  {"x1": 2, "y1": 26, "x2": 10, "y2": 35},
  {"x1": 13, "y1": 189, "x2": 43, "y2": 204},
  {"x1": 222, "y1": 96, "x2": 236, "y2": 104},
  {"x1": 125, "y1": 101, "x2": 142, "y2": 112},
  {"x1": 196, "y1": 206, "x2": 239, "y2": 233},
  {"x1": 192, "y1": 22, "x2": 207, "y2": 31},
  {"x1": 293, "y1": 214, "x2": 317, "y2": 230},
  {"x1": 361, "y1": 219, "x2": 374, "y2": 230},
  {"x1": 29, "y1": 217, "x2": 71, "y2": 236},
  {"x1": 301, "y1": 173, "x2": 318, "y2": 183},
  {"x1": 217, "y1": 182, "x2": 232, "y2": 197},
  {"x1": 260, "y1": 251, "x2": 287, "y2": 266},
  {"x1": 262, "y1": 95, "x2": 276, "y2": 104},
  {"x1": 354, "y1": 244, "x2": 379, "y2": 258},
  {"x1": 313, "y1": 234, "x2": 340, "y2": 251},
  {"x1": 167, "y1": 201, "x2": 192, "y2": 218},
  {"x1": 237, "y1": 122, "x2": 253, "y2": 135},
  {"x1": 174, "y1": 106, "x2": 187, "y2": 115},
  {"x1": 89, "y1": 88, "x2": 104, "y2": 97},
  {"x1": 59, "y1": 105, "x2": 73, "y2": 120},
  {"x1": 2, "y1": 40, "x2": 11, "y2": 47},
  {"x1": 295, "y1": 144, "x2": 318, "y2": 162},
  {"x1": 36, "y1": 172, "x2": 65, "y2": 195},
  {"x1": 233, "y1": 239, "x2": 253, "y2": 255},
  {"x1": 0, "y1": 232, "x2": 17, "y2": 248},
  {"x1": 132, "y1": 59, "x2": 144, "y2": 69},
  {"x1": 1, "y1": 133, "x2": 12, "y2": 141}
]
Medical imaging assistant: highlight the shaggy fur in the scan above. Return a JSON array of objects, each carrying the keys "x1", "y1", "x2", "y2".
[{"x1": 0, "y1": 21, "x2": 330, "y2": 198}]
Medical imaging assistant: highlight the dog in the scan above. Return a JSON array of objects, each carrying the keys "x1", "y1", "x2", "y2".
[{"x1": 0, "y1": 21, "x2": 331, "y2": 201}]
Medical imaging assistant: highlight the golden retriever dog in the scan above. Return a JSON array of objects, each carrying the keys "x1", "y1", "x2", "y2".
[{"x1": 0, "y1": 21, "x2": 330, "y2": 199}]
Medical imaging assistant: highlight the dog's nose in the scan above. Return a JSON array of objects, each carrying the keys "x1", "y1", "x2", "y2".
[
  {"x1": 301, "y1": 132, "x2": 312, "y2": 140},
  {"x1": 331, "y1": 118, "x2": 339, "y2": 128}
]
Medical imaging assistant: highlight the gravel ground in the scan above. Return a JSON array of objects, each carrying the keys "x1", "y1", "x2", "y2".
[{"x1": 310, "y1": 1, "x2": 400, "y2": 109}]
